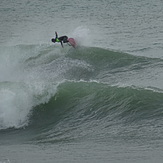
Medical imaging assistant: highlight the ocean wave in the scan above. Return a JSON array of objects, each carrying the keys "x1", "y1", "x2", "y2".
[
  {"x1": 28, "y1": 80, "x2": 163, "y2": 143},
  {"x1": 0, "y1": 44, "x2": 163, "y2": 131},
  {"x1": 33, "y1": 80, "x2": 163, "y2": 123}
]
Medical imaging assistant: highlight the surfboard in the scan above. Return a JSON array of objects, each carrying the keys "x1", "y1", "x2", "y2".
[{"x1": 68, "y1": 38, "x2": 77, "y2": 48}]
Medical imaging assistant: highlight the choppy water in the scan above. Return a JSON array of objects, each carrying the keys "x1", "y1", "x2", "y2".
[{"x1": 0, "y1": 0, "x2": 163, "y2": 163}]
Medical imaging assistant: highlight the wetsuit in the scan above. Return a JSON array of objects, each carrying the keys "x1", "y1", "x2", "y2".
[{"x1": 51, "y1": 32, "x2": 68, "y2": 48}]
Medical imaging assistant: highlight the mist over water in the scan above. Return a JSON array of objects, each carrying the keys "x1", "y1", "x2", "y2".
[{"x1": 0, "y1": 0, "x2": 163, "y2": 163}]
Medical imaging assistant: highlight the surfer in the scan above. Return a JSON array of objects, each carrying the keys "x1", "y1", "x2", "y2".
[{"x1": 51, "y1": 32, "x2": 69, "y2": 48}]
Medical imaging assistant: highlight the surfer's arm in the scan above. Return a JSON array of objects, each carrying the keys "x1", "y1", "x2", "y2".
[{"x1": 55, "y1": 32, "x2": 58, "y2": 38}]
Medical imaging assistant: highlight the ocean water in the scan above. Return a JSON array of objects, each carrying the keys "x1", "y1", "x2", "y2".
[{"x1": 0, "y1": 0, "x2": 163, "y2": 162}]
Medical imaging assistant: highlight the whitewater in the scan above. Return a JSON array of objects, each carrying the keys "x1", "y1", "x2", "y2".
[{"x1": 0, "y1": 0, "x2": 163, "y2": 163}]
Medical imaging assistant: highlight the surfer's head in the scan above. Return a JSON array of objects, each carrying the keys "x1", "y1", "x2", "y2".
[{"x1": 51, "y1": 38, "x2": 56, "y2": 43}]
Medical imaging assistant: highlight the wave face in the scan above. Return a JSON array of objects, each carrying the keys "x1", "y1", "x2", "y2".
[
  {"x1": 0, "y1": 44, "x2": 163, "y2": 136},
  {"x1": 30, "y1": 80, "x2": 163, "y2": 144}
]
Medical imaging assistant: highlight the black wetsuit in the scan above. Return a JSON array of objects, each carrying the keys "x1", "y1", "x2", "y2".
[{"x1": 52, "y1": 32, "x2": 68, "y2": 48}]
